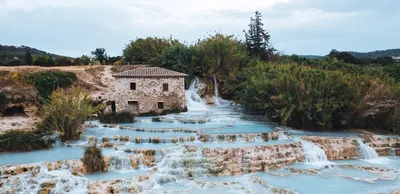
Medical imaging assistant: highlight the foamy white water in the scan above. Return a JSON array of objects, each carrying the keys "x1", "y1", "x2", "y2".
[
  {"x1": 301, "y1": 140, "x2": 333, "y2": 167},
  {"x1": 186, "y1": 77, "x2": 207, "y2": 111}
]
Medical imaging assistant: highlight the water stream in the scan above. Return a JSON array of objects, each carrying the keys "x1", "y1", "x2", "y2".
[{"x1": 1, "y1": 78, "x2": 399, "y2": 194}]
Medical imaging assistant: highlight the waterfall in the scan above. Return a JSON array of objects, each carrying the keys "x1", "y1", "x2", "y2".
[
  {"x1": 356, "y1": 139, "x2": 379, "y2": 159},
  {"x1": 186, "y1": 77, "x2": 207, "y2": 111},
  {"x1": 214, "y1": 75, "x2": 221, "y2": 106},
  {"x1": 356, "y1": 139, "x2": 390, "y2": 164},
  {"x1": 108, "y1": 156, "x2": 133, "y2": 171},
  {"x1": 213, "y1": 75, "x2": 229, "y2": 106},
  {"x1": 301, "y1": 141, "x2": 332, "y2": 166}
]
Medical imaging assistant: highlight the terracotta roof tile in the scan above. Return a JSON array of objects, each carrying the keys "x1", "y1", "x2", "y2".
[{"x1": 112, "y1": 67, "x2": 187, "y2": 78}]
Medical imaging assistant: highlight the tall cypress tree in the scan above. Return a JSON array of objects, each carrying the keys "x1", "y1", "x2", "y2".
[{"x1": 244, "y1": 11, "x2": 275, "y2": 61}]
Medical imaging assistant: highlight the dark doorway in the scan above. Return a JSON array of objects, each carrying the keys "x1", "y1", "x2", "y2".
[
  {"x1": 110, "y1": 101, "x2": 116, "y2": 113},
  {"x1": 127, "y1": 101, "x2": 139, "y2": 114},
  {"x1": 3, "y1": 106, "x2": 27, "y2": 117}
]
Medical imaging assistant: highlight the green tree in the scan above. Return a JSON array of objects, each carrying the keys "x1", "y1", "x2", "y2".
[
  {"x1": 56, "y1": 57, "x2": 72, "y2": 66},
  {"x1": 33, "y1": 56, "x2": 48, "y2": 66},
  {"x1": 24, "y1": 51, "x2": 33, "y2": 65},
  {"x1": 123, "y1": 37, "x2": 181, "y2": 64},
  {"x1": 45, "y1": 56, "x2": 55, "y2": 66},
  {"x1": 196, "y1": 33, "x2": 249, "y2": 77},
  {"x1": 108, "y1": 56, "x2": 123, "y2": 65},
  {"x1": 244, "y1": 11, "x2": 275, "y2": 61},
  {"x1": 91, "y1": 48, "x2": 108, "y2": 64},
  {"x1": 6, "y1": 58, "x2": 22, "y2": 66}
]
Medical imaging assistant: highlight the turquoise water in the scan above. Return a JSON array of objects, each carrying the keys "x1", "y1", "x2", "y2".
[{"x1": 1, "y1": 100, "x2": 399, "y2": 193}]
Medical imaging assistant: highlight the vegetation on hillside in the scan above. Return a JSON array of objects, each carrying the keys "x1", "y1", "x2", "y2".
[
  {"x1": 349, "y1": 49, "x2": 400, "y2": 59},
  {"x1": 38, "y1": 87, "x2": 104, "y2": 141},
  {"x1": 25, "y1": 71, "x2": 77, "y2": 101}
]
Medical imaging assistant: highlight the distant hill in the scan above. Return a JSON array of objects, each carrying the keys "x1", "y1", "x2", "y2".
[
  {"x1": 349, "y1": 49, "x2": 400, "y2": 59},
  {"x1": 0, "y1": 45, "x2": 66, "y2": 59},
  {"x1": 297, "y1": 55, "x2": 322, "y2": 59}
]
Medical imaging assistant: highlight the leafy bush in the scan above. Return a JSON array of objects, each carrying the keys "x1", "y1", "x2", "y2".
[
  {"x1": 26, "y1": 71, "x2": 77, "y2": 100},
  {"x1": 99, "y1": 111, "x2": 135, "y2": 123},
  {"x1": 237, "y1": 61, "x2": 400, "y2": 132},
  {"x1": 38, "y1": 87, "x2": 104, "y2": 141},
  {"x1": 0, "y1": 130, "x2": 54, "y2": 152},
  {"x1": 81, "y1": 142, "x2": 105, "y2": 173}
]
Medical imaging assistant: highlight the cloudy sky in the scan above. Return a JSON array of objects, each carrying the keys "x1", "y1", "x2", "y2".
[{"x1": 0, "y1": 0, "x2": 398, "y2": 57}]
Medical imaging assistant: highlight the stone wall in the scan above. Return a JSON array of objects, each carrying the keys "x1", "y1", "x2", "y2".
[{"x1": 113, "y1": 77, "x2": 186, "y2": 114}]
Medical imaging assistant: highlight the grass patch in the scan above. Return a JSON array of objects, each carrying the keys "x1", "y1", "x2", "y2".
[
  {"x1": 0, "y1": 130, "x2": 54, "y2": 152},
  {"x1": 81, "y1": 142, "x2": 105, "y2": 173},
  {"x1": 38, "y1": 87, "x2": 104, "y2": 141},
  {"x1": 99, "y1": 111, "x2": 135, "y2": 123}
]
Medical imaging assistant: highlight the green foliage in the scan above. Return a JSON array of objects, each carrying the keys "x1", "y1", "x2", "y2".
[
  {"x1": 244, "y1": 11, "x2": 275, "y2": 61},
  {"x1": 6, "y1": 59, "x2": 22, "y2": 66},
  {"x1": 237, "y1": 61, "x2": 400, "y2": 132},
  {"x1": 24, "y1": 51, "x2": 33, "y2": 65},
  {"x1": 91, "y1": 48, "x2": 108, "y2": 64},
  {"x1": 328, "y1": 49, "x2": 368, "y2": 65},
  {"x1": 152, "y1": 117, "x2": 161, "y2": 122},
  {"x1": 123, "y1": 37, "x2": 181, "y2": 64},
  {"x1": 38, "y1": 87, "x2": 104, "y2": 141},
  {"x1": 0, "y1": 130, "x2": 54, "y2": 152},
  {"x1": 99, "y1": 111, "x2": 135, "y2": 123},
  {"x1": 55, "y1": 57, "x2": 72, "y2": 66},
  {"x1": 81, "y1": 142, "x2": 105, "y2": 173},
  {"x1": 26, "y1": 71, "x2": 77, "y2": 100},
  {"x1": 33, "y1": 56, "x2": 56, "y2": 66},
  {"x1": 72, "y1": 55, "x2": 91, "y2": 65}
]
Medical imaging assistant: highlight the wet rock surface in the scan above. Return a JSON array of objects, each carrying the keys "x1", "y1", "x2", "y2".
[{"x1": 301, "y1": 136, "x2": 358, "y2": 160}]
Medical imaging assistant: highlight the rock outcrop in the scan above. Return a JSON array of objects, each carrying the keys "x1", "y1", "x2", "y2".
[
  {"x1": 301, "y1": 136, "x2": 358, "y2": 160},
  {"x1": 203, "y1": 142, "x2": 304, "y2": 176}
]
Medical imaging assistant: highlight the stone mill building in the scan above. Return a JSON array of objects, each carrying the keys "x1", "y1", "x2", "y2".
[{"x1": 110, "y1": 67, "x2": 187, "y2": 115}]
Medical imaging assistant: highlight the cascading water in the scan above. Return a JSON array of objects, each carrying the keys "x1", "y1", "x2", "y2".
[
  {"x1": 301, "y1": 141, "x2": 333, "y2": 166},
  {"x1": 186, "y1": 77, "x2": 207, "y2": 111},
  {"x1": 108, "y1": 156, "x2": 133, "y2": 171},
  {"x1": 214, "y1": 75, "x2": 221, "y2": 106},
  {"x1": 356, "y1": 139, "x2": 390, "y2": 164},
  {"x1": 356, "y1": 139, "x2": 379, "y2": 159},
  {"x1": 213, "y1": 75, "x2": 229, "y2": 106}
]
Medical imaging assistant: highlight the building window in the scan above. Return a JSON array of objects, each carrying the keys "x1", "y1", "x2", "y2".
[
  {"x1": 163, "y1": 83, "x2": 168, "y2": 91},
  {"x1": 157, "y1": 102, "x2": 164, "y2": 110},
  {"x1": 130, "y1": 83, "x2": 136, "y2": 90}
]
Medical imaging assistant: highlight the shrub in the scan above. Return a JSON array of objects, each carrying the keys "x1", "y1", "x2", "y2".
[
  {"x1": 152, "y1": 117, "x2": 161, "y2": 122},
  {"x1": 0, "y1": 130, "x2": 54, "y2": 152},
  {"x1": 39, "y1": 87, "x2": 104, "y2": 141},
  {"x1": 99, "y1": 111, "x2": 135, "y2": 123},
  {"x1": 138, "y1": 111, "x2": 158, "y2": 117},
  {"x1": 25, "y1": 71, "x2": 77, "y2": 100},
  {"x1": 81, "y1": 142, "x2": 105, "y2": 173},
  {"x1": 237, "y1": 61, "x2": 399, "y2": 132}
]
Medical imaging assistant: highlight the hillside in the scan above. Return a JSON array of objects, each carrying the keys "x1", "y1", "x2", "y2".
[
  {"x1": 349, "y1": 49, "x2": 400, "y2": 59},
  {"x1": 0, "y1": 45, "x2": 66, "y2": 59}
]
